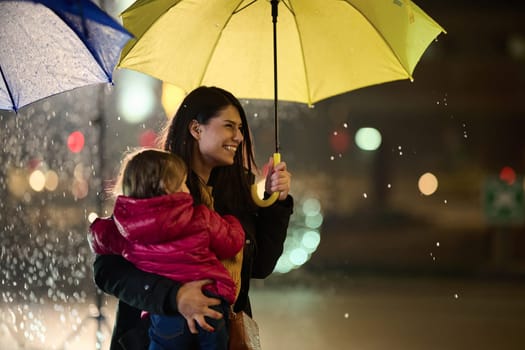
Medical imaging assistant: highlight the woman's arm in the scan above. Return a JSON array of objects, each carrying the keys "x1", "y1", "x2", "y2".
[
  {"x1": 251, "y1": 158, "x2": 294, "y2": 277},
  {"x1": 252, "y1": 195, "x2": 293, "y2": 278},
  {"x1": 93, "y1": 254, "x2": 223, "y2": 332},
  {"x1": 93, "y1": 254, "x2": 181, "y2": 315}
]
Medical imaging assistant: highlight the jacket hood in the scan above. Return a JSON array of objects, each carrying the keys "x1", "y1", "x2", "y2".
[{"x1": 113, "y1": 192, "x2": 195, "y2": 244}]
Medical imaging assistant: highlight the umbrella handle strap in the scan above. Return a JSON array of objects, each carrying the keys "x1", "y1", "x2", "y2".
[{"x1": 250, "y1": 153, "x2": 281, "y2": 207}]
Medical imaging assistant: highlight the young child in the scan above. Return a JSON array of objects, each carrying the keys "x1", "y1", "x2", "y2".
[{"x1": 88, "y1": 149, "x2": 245, "y2": 350}]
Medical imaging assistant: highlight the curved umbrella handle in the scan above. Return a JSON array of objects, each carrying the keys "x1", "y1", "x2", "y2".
[{"x1": 251, "y1": 153, "x2": 281, "y2": 207}]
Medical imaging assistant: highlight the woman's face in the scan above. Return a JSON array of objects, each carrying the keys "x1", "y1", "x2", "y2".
[{"x1": 194, "y1": 105, "x2": 244, "y2": 170}]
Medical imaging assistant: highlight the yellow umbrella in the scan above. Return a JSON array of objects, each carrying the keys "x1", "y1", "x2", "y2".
[{"x1": 118, "y1": 0, "x2": 445, "y2": 205}]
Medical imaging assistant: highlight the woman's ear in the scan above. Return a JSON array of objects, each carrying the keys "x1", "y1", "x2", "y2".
[{"x1": 189, "y1": 119, "x2": 201, "y2": 140}]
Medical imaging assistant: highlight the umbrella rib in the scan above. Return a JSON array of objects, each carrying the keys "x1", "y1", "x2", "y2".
[
  {"x1": 49, "y1": 9, "x2": 113, "y2": 82},
  {"x1": 0, "y1": 64, "x2": 17, "y2": 112},
  {"x1": 233, "y1": 0, "x2": 257, "y2": 14},
  {"x1": 343, "y1": 0, "x2": 412, "y2": 78},
  {"x1": 288, "y1": 1, "x2": 313, "y2": 106},
  {"x1": 197, "y1": 1, "x2": 246, "y2": 87}
]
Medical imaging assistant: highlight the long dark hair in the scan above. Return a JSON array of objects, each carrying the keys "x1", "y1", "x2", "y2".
[{"x1": 159, "y1": 86, "x2": 257, "y2": 215}]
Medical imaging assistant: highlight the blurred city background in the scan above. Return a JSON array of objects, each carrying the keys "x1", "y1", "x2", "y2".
[{"x1": 1, "y1": 1, "x2": 525, "y2": 349}]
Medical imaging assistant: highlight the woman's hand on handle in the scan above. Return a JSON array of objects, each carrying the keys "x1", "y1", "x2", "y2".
[
  {"x1": 265, "y1": 157, "x2": 291, "y2": 201},
  {"x1": 176, "y1": 280, "x2": 222, "y2": 334}
]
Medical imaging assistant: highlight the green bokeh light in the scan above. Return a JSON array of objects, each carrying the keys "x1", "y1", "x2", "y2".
[
  {"x1": 274, "y1": 196, "x2": 323, "y2": 274},
  {"x1": 302, "y1": 198, "x2": 321, "y2": 216},
  {"x1": 355, "y1": 127, "x2": 382, "y2": 151}
]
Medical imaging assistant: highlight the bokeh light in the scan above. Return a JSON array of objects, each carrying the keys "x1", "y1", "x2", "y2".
[
  {"x1": 44, "y1": 170, "x2": 59, "y2": 191},
  {"x1": 71, "y1": 179, "x2": 89, "y2": 199},
  {"x1": 274, "y1": 196, "x2": 323, "y2": 274},
  {"x1": 29, "y1": 170, "x2": 46, "y2": 192},
  {"x1": 302, "y1": 198, "x2": 321, "y2": 216},
  {"x1": 289, "y1": 248, "x2": 308, "y2": 266},
  {"x1": 7, "y1": 167, "x2": 29, "y2": 197},
  {"x1": 67, "y1": 131, "x2": 85, "y2": 153},
  {"x1": 418, "y1": 172, "x2": 439, "y2": 195},
  {"x1": 161, "y1": 83, "x2": 186, "y2": 118},
  {"x1": 499, "y1": 166, "x2": 516, "y2": 185},
  {"x1": 302, "y1": 230, "x2": 321, "y2": 252},
  {"x1": 117, "y1": 70, "x2": 156, "y2": 123},
  {"x1": 139, "y1": 129, "x2": 158, "y2": 147},
  {"x1": 73, "y1": 163, "x2": 86, "y2": 181},
  {"x1": 330, "y1": 129, "x2": 350, "y2": 153},
  {"x1": 305, "y1": 213, "x2": 323, "y2": 229},
  {"x1": 355, "y1": 127, "x2": 382, "y2": 151},
  {"x1": 87, "y1": 212, "x2": 99, "y2": 223}
]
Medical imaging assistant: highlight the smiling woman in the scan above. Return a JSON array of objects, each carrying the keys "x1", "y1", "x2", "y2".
[{"x1": 92, "y1": 86, "x2": 294, "y2": 350}]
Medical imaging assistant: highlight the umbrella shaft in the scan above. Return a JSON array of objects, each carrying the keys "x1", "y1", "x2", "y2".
[{"x1": 271, "y1": 0, "x2": 279, "y2": 153}]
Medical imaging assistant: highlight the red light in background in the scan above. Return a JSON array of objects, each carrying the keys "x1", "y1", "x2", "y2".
[
  {"x1": 139, "y1": 129, "x2": 158, "y2": 147},
  {"x1": 499, "y1": 166, "x2": 516, "y2": 185},
  {"x1": 27, "y1": 158, "x2": 42, "y2": 170},
  {"x1": 67, "y1": 131, "x2": 85, "y2": 153},
  {"x1": 329, "y1": 129, "x2": 350, "y2": 153}
]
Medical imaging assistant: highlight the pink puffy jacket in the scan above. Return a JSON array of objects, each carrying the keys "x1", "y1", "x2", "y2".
[{"x1": 89, "y1": 192, "x2": 245, "y2": 304}]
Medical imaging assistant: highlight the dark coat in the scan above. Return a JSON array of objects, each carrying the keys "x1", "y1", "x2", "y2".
[{"x1": 93, "y1": 195, "x2": 293, "y2": 350}]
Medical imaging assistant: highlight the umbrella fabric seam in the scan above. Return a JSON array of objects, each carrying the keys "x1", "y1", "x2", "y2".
[
  {"x1": 341, "y1": 0, "x2": 411, "y2": 78},
  {"x1": 0, "y1": 65, "x2": 17, "y2": 112},
  {"x1": 118, "y1": 2, "x2": 169, "y2": 68},
  {"x1": 49, "y1": 9, "x2": 112, "y2": 81},
  {"x1": 233, "y1": 0, "x2": 257, "y2": 14},
  {"x1": 287, "y1": 0, "x2": 313, "y2": 106},
  {"x1": 196, "y1": 0, "x2": 246, "y2": 88}
]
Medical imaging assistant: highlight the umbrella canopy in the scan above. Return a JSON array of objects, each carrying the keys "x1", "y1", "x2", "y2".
[
  {"x1": 118, "y1": 0, "x2": 445, "y2": 106},
  {"x1": 0, "y1": 0, "x2": 132, "y2": 112},
  {"x1": 118, "y1": 0, "x2": 445, "y2": 207}
]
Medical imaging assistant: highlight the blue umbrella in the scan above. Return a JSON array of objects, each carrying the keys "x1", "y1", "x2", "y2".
[{"x1": 0, "y1": 0, "x2": 132, "y2": 112}]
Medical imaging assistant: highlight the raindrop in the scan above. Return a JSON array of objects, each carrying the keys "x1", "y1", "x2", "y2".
[
  {"x1": 363, "y1": 193, "x2": 367, "y2": 198},
  {"x1": 436, "y1": 242, "x2": 440, "y2": 247},
  {"x1": 454, "y1": 293, "x2": 459, "y2": 299},
  {"x1": 344, "y1": 313, "x2": 349, "y2": 319}
]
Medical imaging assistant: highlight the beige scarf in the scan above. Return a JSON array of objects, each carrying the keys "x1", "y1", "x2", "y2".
[{"x1": 201, "y1": 183, "x2": 243, "y2": 301}]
